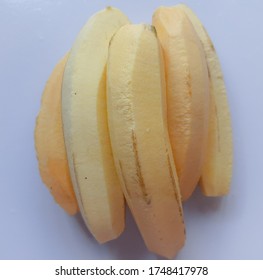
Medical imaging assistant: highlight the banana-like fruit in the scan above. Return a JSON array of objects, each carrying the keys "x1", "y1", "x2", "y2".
[
  {"x1": 62, "y1": 7, "x2": 129, "y2": 243},
  {"x1": 152, "y1": 7, "x2": 210, "y2": 201},
  {"x1": 177, "y1": 4, "x2": 233, "y2": 196},
  {"x1": 107, "y1": 24, "x2": 185, "y2": 259},
  {"x1": 35, "y1": 54, "x2": 78, "y2": 215}
]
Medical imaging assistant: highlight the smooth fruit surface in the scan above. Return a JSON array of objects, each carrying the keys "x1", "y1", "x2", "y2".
[
  {"x1": 107, "y1": 24, "x2": 185, "y2": 258},
  {"x1": 153, "y1": 7, "x2": 210, "y2": 201},
  {"x1": 62, "y1": 7, "x2": 129, "y2": 243},
  {"x1": 177, "y1": 4, "x2": 233, "y2": 196},
  {"x1": 35, "y1": 54, "x2": 78, "y2": 215}
]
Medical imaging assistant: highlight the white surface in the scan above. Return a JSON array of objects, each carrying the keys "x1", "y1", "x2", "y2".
[{"x1": 0, "y1": 0, "x2": 262, "y2": 260}]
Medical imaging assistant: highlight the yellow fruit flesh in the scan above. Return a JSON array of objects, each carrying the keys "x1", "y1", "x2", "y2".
[
  {"x1": 177, "y1": 4, "x2": 233, "y2": 196},
  {"x1": 34, "y1": 54, "x2": 78, "y2": 215},
  {"x1": 107, "y1": 24, "x2": 185, "y2": 259},
  {"x1": 62, "y1": 7, "x2": 129, "y2": 243},
  {"x1": 153, "y1": 7, "x2": 210, "y2": 201},
  {"x1": 35, "y1": 4, "x2": 232, "y2": 258}
]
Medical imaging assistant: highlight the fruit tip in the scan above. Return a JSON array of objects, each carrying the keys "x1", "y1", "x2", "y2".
[
  {"x1": 105, "y1": 6, "x2": 115, "y2": 11},
  {"x1": 142, "y1": 24, "x2": 157, "y2": 35}
]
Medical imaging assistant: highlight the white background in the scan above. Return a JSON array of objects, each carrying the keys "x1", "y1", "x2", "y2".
[{"x1": 0, "y1": 0, "x2": 262, "y2": 260}]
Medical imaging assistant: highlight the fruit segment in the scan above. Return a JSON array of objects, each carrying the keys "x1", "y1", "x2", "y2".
[
  {"x1": 177, "y1": 4, "x2": 233, "y2": 196},
  {"x1": 152, "y1": 7, "x2": 210, "y2": 201},
  {"x1": 62, "y1": 7, "x2": 129, "y2": 243},
  {"x1": 34, "y1": 54, "x2": 78, "y2": 215},
  {"x1": 107, "y1": 24, "x2": 185, "y2": 259}
]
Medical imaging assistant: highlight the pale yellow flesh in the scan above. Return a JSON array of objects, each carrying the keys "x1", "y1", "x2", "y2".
[
  {"x1": 107, "y1": 24, "x2": 185, "y2": 259},
  {"x1": 153, "y1": 7, "x2": 210, "y2": 201},
  {"x1": 34, "y1": 54, "x2": 78, "y2": 215},
  {"x1": 62, "y1": 7, "x2": 130, "y2": 243},
  {"x1": 177, "y1": 4, "x2": 233, "y2": 196}
]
